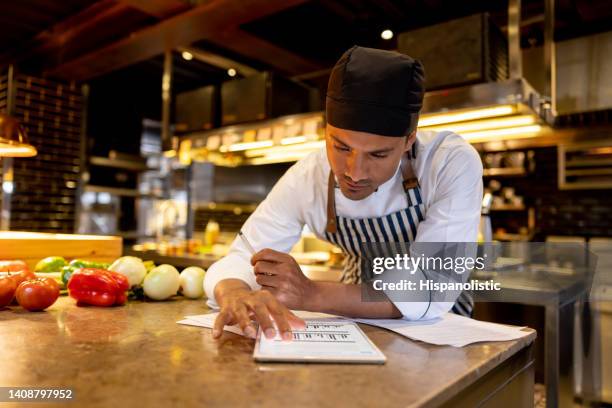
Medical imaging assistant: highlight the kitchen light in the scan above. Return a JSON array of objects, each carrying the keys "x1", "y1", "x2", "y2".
[
  {"x1": 420, "y1": 114, "x2": 537, "y2": 133},
  {"x1": 381, "y1": 29, "x2": 394, "y2": 40},
  {"x1": 418, "y1": 105, "x2": 517, "y2": 127},
  {"x1": 2, "y1": 181, "x2": 13, "y2": 194},
  {"x1": 248, "y1": 149, "x2": 319, "y2": 165},
  {"x1": 181, "y1": 51, "x2": 193, "y2": 61},
  {"x1": 0, "y1": 114, "x2": 37, "y2": 157},
  {"x1": 245, "y1": 140, "x2": 325, "y2": 158},
  {"x1": 227, "y1": 68, "x2": 237, "y2": 77},
  {"x1": 460, "y1": 124, "x2": 542, "y2": 142},
  {"x1": 280, "y1": 136, "x2": 307, "y2": 145},
  {"x1": 222, "y1": 140, "x2": 274, "y2": 153}
]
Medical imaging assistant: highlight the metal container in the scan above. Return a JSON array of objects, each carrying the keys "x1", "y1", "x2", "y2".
[
  {"x1": 175, "y1": 85, "x2": 217, "y2": 133},
  {"x1": 221, "y1": 72, "x2": 313, "y2": 126},
  {"x1": 398, "y1": 13, "x2": 508, "y2": 90}
]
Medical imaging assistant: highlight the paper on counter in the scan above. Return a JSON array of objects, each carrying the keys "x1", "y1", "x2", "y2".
[
  {"x1": 353, "y1": 313, "x2": 530, "y2": 347},
  {"x1": 178, "y1": 310, "x2": 531, "y2": 348}
]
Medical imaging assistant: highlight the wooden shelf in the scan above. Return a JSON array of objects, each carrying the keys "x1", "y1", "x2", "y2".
[
  {"x1": 84, "y1": 185, "x2": 163, "y2": 199},
  {"x1": 564, "y1": 168, "x2": 612, "y2": 177},
  {"x1": 483, "y1": 167, "x2": 527, "y2": 177},
  {"x1": 493, "y1": 232, "x2": 534, "y2": 242},
  {"x1": 90, "y1": 156, "x2": 154, "y2": 171},
  {"x1": 490, "y1": 204, "x2": 526, "y2": 211}
]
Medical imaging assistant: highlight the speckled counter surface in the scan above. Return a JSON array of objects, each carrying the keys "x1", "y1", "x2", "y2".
[{"x1": 0, "y1": 297, "x2": 535, "y2": 408}]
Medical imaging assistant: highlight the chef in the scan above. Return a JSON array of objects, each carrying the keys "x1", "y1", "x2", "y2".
[{"x1": 204, "y1": 46, "x2": 483, "y2": 340}]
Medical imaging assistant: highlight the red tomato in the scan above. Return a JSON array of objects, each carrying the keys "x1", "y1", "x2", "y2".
[
  {"x1": 0, "y1": 260, "x2": 30, "y2": 273},
  {"x1": 10, "y1": 270, "x2": 36, "y2": 287},
  {"x1": 0, "y1": 276, "x2": 17, "y2": 308},
  {"x1": 15, "y1": 278, "x2": 60, "y2": 311}
]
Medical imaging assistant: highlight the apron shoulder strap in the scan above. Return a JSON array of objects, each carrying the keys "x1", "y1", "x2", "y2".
[
  {"x1": 326, "y1": 171, "x2": 338, "y2": 233},
  {"x1": 400, "y1": 153, "x2": 419, "y2": 192}
]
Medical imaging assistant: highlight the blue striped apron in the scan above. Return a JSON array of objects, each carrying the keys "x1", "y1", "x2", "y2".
[{"x1": 323, "y1": 145, "x2": 474, "y2": 317}]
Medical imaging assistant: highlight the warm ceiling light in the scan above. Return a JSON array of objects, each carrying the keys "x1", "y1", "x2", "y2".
[
  {"x1": 418, "y1": 105, "x2": 517, "y2": 127},
  {"x1": 227, "y1": 68, "x2": 237, "y2": 77},
  {"x1": 280, "y1": 136, "x2": 308, "y2": 145},
  {"x1": 460, "y1": 124, "x2": 542, "y2": 142},
  {"x1": 245, "y1": 140, "x2": 325, "y2": 158},
  {"x1": 420, "y1": 115, "x2": 537, "y2": 133},
  {"x1": 248, "y1": 150, "x2": 313, "y2": 165},
  {"x1": 222, "y1": 140, "x2": 274, "y2": 152},
  {"x1": 381, "y1": 29, "x2": 394, "y2": 40},
  {"x1": 0, "y1": 114, "x2": 37, "y2": 157},
  {"x1": 181, "y1": 51, "x2": 193, "y2": 61}
]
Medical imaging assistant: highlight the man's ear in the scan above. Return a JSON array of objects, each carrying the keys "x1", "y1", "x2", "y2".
[{"x1": 403, "y1": 131, "x2": 417, "y2": 153}]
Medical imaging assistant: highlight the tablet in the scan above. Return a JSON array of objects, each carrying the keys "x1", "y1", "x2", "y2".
[{"x1": 253, "y1": 319, "x2": 386, "y2": 364}]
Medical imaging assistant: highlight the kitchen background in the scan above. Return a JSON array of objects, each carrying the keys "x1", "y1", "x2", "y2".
[{"x1": 0, "y1": 0, "x2": 611, "y2": 406}]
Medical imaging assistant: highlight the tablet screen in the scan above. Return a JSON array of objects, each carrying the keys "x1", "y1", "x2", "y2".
[{"x1": 253, "y1": 319, "x2": 386, "y2": 364}]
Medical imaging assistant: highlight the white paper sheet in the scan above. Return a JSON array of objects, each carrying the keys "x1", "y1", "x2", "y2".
[
  {"x1": 353, "y1": 313, "x2": 530, "y2": 347},
  {"x1": 177, "y1": 311, "x2": 531, "y2": 348}
]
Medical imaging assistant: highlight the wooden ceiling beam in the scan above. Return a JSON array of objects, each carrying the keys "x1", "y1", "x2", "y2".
[
  {"x1": 0, "y1": 0, "x2": 126, "y2": 65},
  {"x1": 207, "y1": 28, "x2": 323, "y2": 75},
  {"x1": 45, "y1": 0, "x2": 314, "y2": 81},
  {"x1": 117, "y1": 0, "x2": 192, "y2": 19}
]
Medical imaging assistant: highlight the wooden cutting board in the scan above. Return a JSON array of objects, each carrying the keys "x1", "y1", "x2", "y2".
[{"x1": 0, "y1": 231, "x2": 122, "y2": 270}]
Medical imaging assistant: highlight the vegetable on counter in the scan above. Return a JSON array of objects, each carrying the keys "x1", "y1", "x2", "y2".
[
  {"x1": 0, "y1": 260, "x2": 30, "y2": 273},
  {"x1": 0, "y1": 274, "x2": 17, "y2": 308},
  {"x1": 67, "y1": 268, "x2": 129, "y2": 307},
  {"x1": 109, "y1": 256, "x2": 147, "y2": 287},
  {"x1": 34, "y1": 256, "x2": 67, "y2": 273},
  {"x1": 143, "y1": 260, "x2": 156, "y2": 273},
  {"x1": 60, "y1": 260, "x2": 110, "y2": 287},
  {"x1": 0, "y1": 260, "x2": 36, "y2": 289},
  {"x1": 143, "y1": 264, "x2": 180, "y2": 300},
  {"x1": 15, "y1": 277, "x2": 60, "y2": 311},
  {"x1": 179, "y1": 267, "x2": 206, "y2": 299},
  {"x1": 69, "y1": 259, "x2": 110, "y2": 269}
]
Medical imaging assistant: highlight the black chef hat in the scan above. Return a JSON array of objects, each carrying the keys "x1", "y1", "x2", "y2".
[{"x1": 326, "y1": 46, "x2": 425, "y2": 137}]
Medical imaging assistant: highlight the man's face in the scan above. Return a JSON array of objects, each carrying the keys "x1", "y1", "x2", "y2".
[{"x1": 326, "y1": 124, "x2": 415, "y2": 201}]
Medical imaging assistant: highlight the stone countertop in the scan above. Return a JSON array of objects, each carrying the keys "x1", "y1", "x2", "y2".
[{"x1": 0, "y1": 297, "x2": 535, "y2": 408}]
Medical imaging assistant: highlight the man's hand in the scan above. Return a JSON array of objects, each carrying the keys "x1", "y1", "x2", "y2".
[
  {"x1": 213, "y1": 279, "x2": 305, "y2": 340},
  {"x1": 251, "y1": 248, "x2": 317, "y2": 310}
]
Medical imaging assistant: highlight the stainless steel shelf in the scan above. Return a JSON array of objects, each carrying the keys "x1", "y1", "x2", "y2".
[
  {"x1": 84, "y1": 185, "x2": 163, "y2": 199},
  {"x1": 483, "y1": 167, "x2": 527, "y2": 177},
  {"x1": 89, "y1": 156, "x2": 154, "y2": 172}
]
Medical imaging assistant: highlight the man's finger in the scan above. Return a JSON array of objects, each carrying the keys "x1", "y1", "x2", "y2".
[
  {"x1": 213, "y1": 310, "x2": 232, "y2": 339},
  {"x1": 251, "y1": 248, "x2": 290, "y2": 265},
  {"x1": 234, "y1": 304, "x2": 257, "y2": 338},
  {"x1": 247, "y1": 302, "x2": 276, "y2": 339},
  {"x1": 255, "y1": 273, "x2": 280, "y2": 288},
  {"x1": 253, "y1": 260, "x2": 280, "y2": 276},
  {"x1": 285, "y1": 310, "x2": 306, "y2": 330},
  {"x1": 267, "y1": 302, "x2": 293, "y2": 341}
]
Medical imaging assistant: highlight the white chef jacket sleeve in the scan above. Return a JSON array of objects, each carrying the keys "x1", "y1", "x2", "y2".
[
  {"x1": 204, "y1": 162, "x2": 307, "y2": 309},
  {"x1": 392, "y1": 143, "x2": 483, "y2": 320}
]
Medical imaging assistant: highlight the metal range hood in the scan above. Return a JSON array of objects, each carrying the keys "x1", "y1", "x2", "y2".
[
  {"x1": 402, "y1": 0, "x2": 556, "y2": 144},
  {"x1": 417, "y1": 77, "x2": 550, "y2": 143}
]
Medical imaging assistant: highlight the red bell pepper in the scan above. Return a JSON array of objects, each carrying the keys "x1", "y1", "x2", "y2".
[{"x1": 67, "y1": 268, "x2": 129, "y2": 307}]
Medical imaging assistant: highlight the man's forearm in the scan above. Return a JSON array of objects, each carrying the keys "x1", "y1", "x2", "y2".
[{"x1": 304, "y1": 281, "x2": 402, "y2": 319}]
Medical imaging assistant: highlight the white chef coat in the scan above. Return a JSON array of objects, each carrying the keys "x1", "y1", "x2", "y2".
[{"x1": 203, "y1": 130, "x2": 483, "y2": 320}]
